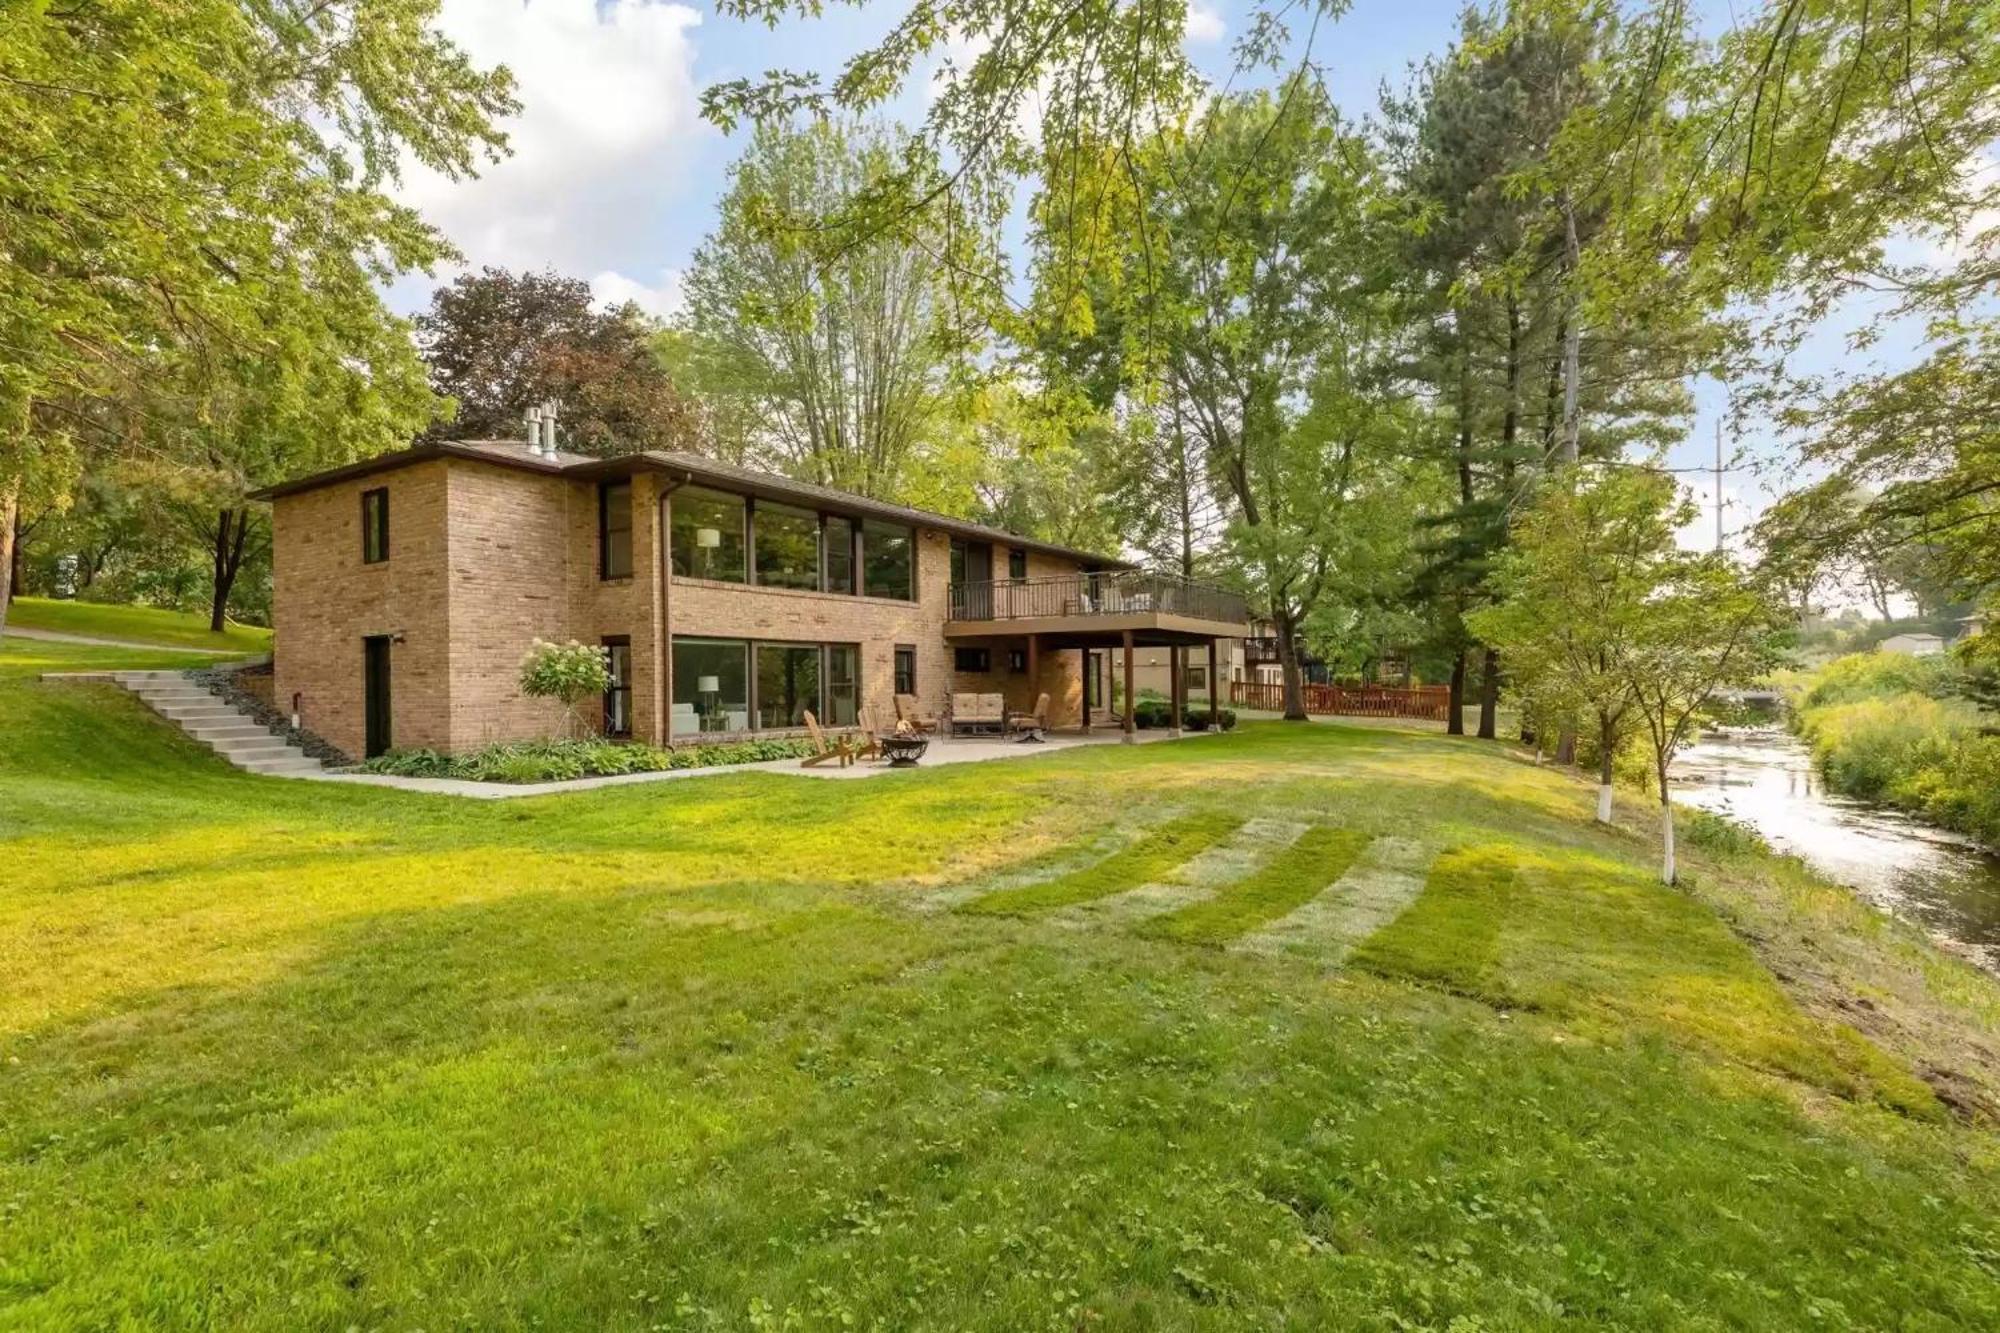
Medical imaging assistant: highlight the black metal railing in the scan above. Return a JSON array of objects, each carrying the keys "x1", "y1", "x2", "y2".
[{"x1": 948, "y1": 571, "x2": 1249, "y2": 625}]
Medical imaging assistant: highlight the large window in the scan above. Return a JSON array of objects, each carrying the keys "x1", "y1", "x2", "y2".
[
  {"x1": 826, "y1": 645, "x2": 859, "y2": 726},
  {"x1": 602, "y1": 637, "x2": 632, "y2": 736},
  {"x1": 756, "y1": 643, "x2": 821, "y2": 730},
  {"x1": 361, "y1": 488, "x2": 389, "y2": 564},
  {"x1": 672, "y1": 638, "x2": 749, "y2": 734},
  {"x1": 599, "y1": 481, "x2": 633, "y2": 579},
  {"x1": 863, "y1": 521, "x2": 913, "y2": 600},
  {"x1": 825, "y1": 516, "x2": 856, "y2": 595},
  {"x1": 754, "y1": 501, "x2": 820, "y2": 590},
  {"x1": 672, "y1": 487, "x2": 746, "y2": 582}
]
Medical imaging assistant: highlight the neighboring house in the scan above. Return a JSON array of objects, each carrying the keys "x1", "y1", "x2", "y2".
[
  {"x1": 255, "y1": 437, "x2": 1248, "y2": 758},
  {"x1": 1880, "y1": 632, "x2": 1947, "y2": 657},
  {"x1": 1241, "y1": 618, "x2": 1331, "y2": 688}
]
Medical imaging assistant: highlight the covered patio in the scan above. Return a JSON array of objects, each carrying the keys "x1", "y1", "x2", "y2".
[{"x1": 945, "y1": 570, "x2": 1248, "y2": 741}]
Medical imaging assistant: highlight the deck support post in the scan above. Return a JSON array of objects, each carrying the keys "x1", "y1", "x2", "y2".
[
  {"x1": 1168, "y1": 644, "x2": 1183, "y2": 737},
  {"x1": 1122, "y1": 631, "x2": 1135, "y2": 744},
  {"x1": 1027, "y1": 632, "x2": 1039, "y2": 706},
  {"x1": 1208, "y1": 639, "x2": 1220, "y2": 728}
]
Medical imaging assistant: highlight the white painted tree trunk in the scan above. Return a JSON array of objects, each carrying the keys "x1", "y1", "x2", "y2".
[
  {"x1": 1661, "y1": 799, "x2": 1677, "y2": 885},
  {"x1": 1596, "y1": 783, "x2": 1613, "y2": 824}
]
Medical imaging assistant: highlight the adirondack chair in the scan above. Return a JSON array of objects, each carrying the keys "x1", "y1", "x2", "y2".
[
  {"x1": 800, "y1": 711, "x2": 853, "y2": 768},
  {"x1": 852, "y1": 705, "x2": 885, "y2": 761}
]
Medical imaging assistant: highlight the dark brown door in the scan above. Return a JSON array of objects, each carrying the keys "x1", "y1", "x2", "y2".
[{"x1": 363, "y1": 635, "x2": 392, "y2": 758}]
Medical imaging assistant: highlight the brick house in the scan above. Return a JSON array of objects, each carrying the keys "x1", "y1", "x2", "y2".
[{"x1": 255, "y1": 439, "x2": 1249, "y2": 758}]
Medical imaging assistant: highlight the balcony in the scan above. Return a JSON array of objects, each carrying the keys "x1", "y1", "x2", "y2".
[{"x1": 945, "y1": 571, "x2": 1249, "y2": 643}]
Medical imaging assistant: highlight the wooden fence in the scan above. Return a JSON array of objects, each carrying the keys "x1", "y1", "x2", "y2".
[{"x1": 1231, "y1": 680, "x2": 1452, "y2": 721}]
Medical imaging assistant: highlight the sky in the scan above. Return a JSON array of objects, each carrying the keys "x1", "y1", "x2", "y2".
[{"x1": 389, "y1": 0, "x2": 1943, "y2": 594}]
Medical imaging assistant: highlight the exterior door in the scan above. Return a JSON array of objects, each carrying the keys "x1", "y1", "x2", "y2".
[
  {"x1": 952, "y1": 539, "x2": 994, "y2": 618},
  {"x1": 363, "y1": 635, "x2": 392, "y2": 758}
]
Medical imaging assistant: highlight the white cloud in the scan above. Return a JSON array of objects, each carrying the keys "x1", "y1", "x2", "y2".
[
  {"x1": 590, "y1": 266, "x2": 685, "y2": 318},
  {"x1": 1186, "y1": 2, "x2": 1226, "y2": 43},
  {"x1": 400, "y1": 0, "x2": 706, "y2": 282}
]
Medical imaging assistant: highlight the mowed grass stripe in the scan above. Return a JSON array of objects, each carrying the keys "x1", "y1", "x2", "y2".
[
  {"x1": 958, "y1": 811, "x2": 1246, "y2": 916},
  {"x1": 1348, "y1": 844, "x2": 1520, "y2": 997},
  {"x1": 1139, "y1": 825, "x2": 1373, "y2": 945}
]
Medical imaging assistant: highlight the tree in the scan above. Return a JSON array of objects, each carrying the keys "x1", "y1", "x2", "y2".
[
  {"x1": 417, "y1": 269, "x2": 697, "y2": 457},
  {"x1": 1623, "y1": 555, "x2": 1789, "y2": 884},
  {"x1": 675, "y1": 121, "x2": 984, "y2": 503},
  {"x1": 0, "y1": 0, "x2": 515, "y2": 635},
  {"x1": 1470, "y1": 467, "x2": 1682, "y2": 825},
  {"x1": 1031, "y1": 81, "x2": 1410, "y2": 721}
]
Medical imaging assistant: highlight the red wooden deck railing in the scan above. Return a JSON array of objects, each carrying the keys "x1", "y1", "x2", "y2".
[{"x1": 1230, "y1": 680, "x2": 1452, "y2": 721}]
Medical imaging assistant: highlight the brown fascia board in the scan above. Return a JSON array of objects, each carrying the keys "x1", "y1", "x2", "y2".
[
  {"x1": 247, "y1": 440, "x2": 572, "y2": 500},
  {"x1": 251, "y1": 440, "x2": 1133, "y2": 570}
]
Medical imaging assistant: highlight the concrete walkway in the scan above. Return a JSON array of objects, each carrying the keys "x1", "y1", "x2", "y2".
[
  {"x1": 6, "y1": 625, "x2": 261, "y2": 656},
  {"x1": 300, "y1": 728, "x2": 1214, "y2": 800}
]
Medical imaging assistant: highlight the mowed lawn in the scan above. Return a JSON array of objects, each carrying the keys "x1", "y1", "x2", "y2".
[
  {"x1": 3, "y1": 638, "x2": 1998, "y2": 1330},
  {"x1": 5, "y1": 596, "x2": 272, "y2": 653}
]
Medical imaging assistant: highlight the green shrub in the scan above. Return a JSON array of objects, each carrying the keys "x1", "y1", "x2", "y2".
[
  {"x1": 1799, "y1": 651, "x2": 1954, "y2": 709},
  {"x1": 1679, "y1": 807, "x2": 1768, "y2": 856},
  {"x1": 360, "y1": 736, "x2": 819, "y2": 784},
  {"x1": 1132, "y1": 699, "x2": 1175, "y2": 729}
]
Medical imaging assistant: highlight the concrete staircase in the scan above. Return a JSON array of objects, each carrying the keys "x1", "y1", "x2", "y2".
[{"x1": 113, "y1": 671, "x2": 325, "y2": 776}]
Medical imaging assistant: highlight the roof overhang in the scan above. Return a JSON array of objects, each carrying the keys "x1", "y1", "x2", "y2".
[{"x1": 943, "y1": 613, "x2": 1249, "y2": 645}]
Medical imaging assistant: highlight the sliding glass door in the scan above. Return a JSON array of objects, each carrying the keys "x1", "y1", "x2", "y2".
[{"x1": 755, "y1": 643, "x2": 821, "y2": 730}]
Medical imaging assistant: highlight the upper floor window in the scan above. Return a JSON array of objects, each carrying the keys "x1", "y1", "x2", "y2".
[
  {"x1": 863, "y1": 521, "x2": 913, "y2": 600},
  {"x1": 753, "y1": 501, "x2": 820, "y2": 590},
  {"x1": 1008, "y1": 548, "x2": 1028, "y2": 581},
  {"x1": 361, "y1": 488, "x2": 389, "y2": 564},
  {"x1": 825, "y1": 515, "x2": 856, "y2": 594},
  {"x1": 671, "y1": 486, "x2": 746, "y2": 582},
  {"x1": 599, "y1": 480, "x2": 633, "y2": 579}
]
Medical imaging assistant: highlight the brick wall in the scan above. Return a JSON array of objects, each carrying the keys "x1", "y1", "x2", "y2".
[
  {"x1": 272, "y1": 461, "x2": 453, "y2": 758},
  {"x1": 441, "y1": 462, "x2": 571, "y2": 749}
]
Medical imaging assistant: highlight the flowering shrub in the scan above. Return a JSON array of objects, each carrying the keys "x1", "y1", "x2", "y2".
[{"x1": 519, "y1": 638, "x2": 611, "y2": 738}]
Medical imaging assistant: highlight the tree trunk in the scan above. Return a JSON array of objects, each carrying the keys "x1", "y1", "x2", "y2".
[
  {"x1": 1446, "y1": 649, "x2": 1466, "y2": 737},
  {"x1": 1275, "y1": 613, "x2": 1309, "y2": 722},
  {"x1": 1660, "y1": 788, "x2": 1677, "y2": 885},
  {"x1": 1476, "y1": 646, "x2": 1500, "y2": 740},
  {"x1": 6, "y1": 498, "x2": 21, "y2": 607},
  {"x1": 1596, "y1": 713, "x2": 1617, "y2": 824},
  {"x1": 1559, "y1": 195, "x2": 1582, "y2": 465},
  {"x1": 209, "y1": 506, "x2": 251, "y2": 633},
  {"x1": 0, "y1": 481, "x2": 17, "y2": 634}
]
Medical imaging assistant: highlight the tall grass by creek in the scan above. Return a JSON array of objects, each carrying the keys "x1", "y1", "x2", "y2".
[{"x1": 1783, "y1": 651, "x2": 2000, "y2": 848}]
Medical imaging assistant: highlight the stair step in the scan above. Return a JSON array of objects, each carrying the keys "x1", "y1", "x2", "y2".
[
  {"x1": 185, "y1": 723, "x2": 276, "y2": 741},
  {"x1": 239, "y1": 756, "x2": 324, "y2": 774},
  {"x1": 209, "y1": 739, "x2": 296, "y2": 758}
]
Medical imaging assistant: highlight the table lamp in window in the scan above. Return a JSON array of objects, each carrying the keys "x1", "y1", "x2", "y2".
[
  {"x1": 697, "y1": 674, "x2": 721, "y2": 730},
  {"x1": 695, "y1": 526, "x2": 721, "y2": 579}
]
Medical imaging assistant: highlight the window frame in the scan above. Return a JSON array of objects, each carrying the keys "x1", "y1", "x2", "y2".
[
  {"x1": 360, "y1": 488, "x2": 389, "y2": 565},
  {"x1": 893, "y1": 644, "x2": 917, "y2": 697},
  {"x1": 954, "y1": 647, "x2": 991, "y2": 673},
  {"x1": 602, "y1": 636, "x2": 633, "y2": 737},
  {"x1": 1008, "y1": 548, "x2": 1028, "y2": 581},
  {"x1": 1007, "y1": 648, "x2": 1027, "y2": 673},
  {"x1": 599, "y1": 479, "x2": 634, "y2": 580}
]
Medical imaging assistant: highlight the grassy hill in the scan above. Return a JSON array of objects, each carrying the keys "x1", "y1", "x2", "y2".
[
  {"x1": 2, "y1": 636, "x2": 1996, "y2": 1329},
  {"x1": 5, "y1": 595, "x2": 271, "y2": 653}
]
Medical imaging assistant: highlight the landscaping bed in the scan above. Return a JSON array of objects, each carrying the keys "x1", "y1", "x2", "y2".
[{"x1": 358, "y1": 735, "x2": 818, "y2": 783}]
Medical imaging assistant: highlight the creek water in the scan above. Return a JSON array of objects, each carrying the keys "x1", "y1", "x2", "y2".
[{"x1": 1670, "y1": 728, "x2": 2000, "y2": 974}]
